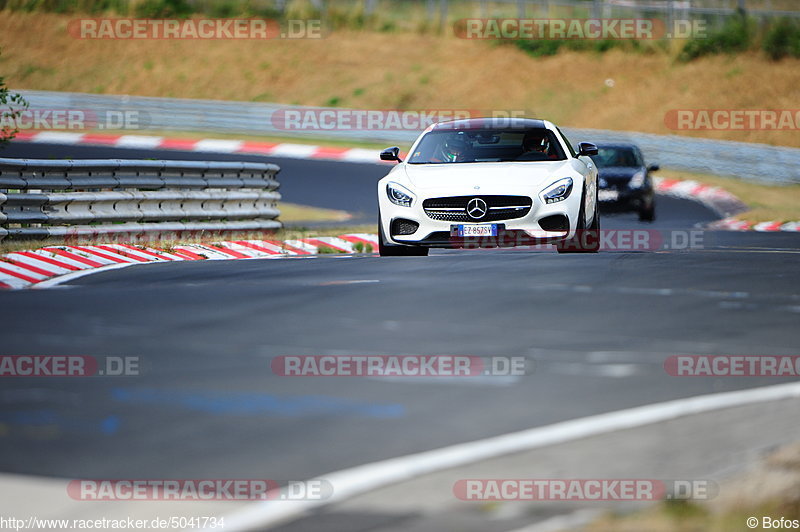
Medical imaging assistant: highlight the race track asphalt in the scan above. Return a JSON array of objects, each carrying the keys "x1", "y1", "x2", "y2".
[{"x1": 0, "y1": 141, "x2": 798, "y2": 489}]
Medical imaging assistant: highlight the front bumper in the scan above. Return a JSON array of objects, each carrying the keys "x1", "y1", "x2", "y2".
[
  {"x1": 598, "y1": 186, "x2": 653, "y2": 212},
  {"x1": 379, "y1": 189, "x2": 583, "y2": 249}
]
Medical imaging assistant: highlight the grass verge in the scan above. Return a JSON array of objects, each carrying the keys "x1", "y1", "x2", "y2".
[
  {"x1": 580, "y1": 441, "x2": 800, "y2": 532},
  {"x1": 3, "y1": 12, "x2": 800, "y2": 148},
  {"x1": 279, "y1": 202, "x2": 352, "y2": 223},
  {"x1": 656, "y1": 169, "x2": 800, "y2": 223}
]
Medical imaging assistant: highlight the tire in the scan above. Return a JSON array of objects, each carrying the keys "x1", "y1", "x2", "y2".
[
  {"x1": 378, "y1": 218, "x2": 429, "y2": 257},
  {"x1": 557, "y1": 188, "x2": 600, "y2": 254},
  {"x1": 638, "y1": 197, "x2": 656, "y2": 222}
]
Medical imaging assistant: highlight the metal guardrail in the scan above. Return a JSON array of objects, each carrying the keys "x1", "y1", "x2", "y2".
[
  {"x1": 16, "y1": 89, "x2": 391, "y2": 142},
  {"x1": 0, "y1": 158, "x2": 281, "y2": 241},
  {"x1": 564, "y1": 128, "x2": 800, "y2": 186},
  {"x1": 14, "y1": 90, "x2": 800, "y2": 185},
  {"x1": 205, "y1": 0, "x2": 800, "y2": 21},
  {"x1": 447, "y1": 0, "x2": 800, "y2": 20}
]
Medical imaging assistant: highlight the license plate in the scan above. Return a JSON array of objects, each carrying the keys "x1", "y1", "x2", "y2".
[
  {"x1": 453, "y1": 224, "x2": 498, "y2": 237},
  {"x1": 598, "y1": 190, "x2": 619, "y2": 201}
]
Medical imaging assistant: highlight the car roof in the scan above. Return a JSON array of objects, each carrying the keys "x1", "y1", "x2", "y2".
[{"x1": 430, "y1": 117, "x2": 548, "y2": 130}]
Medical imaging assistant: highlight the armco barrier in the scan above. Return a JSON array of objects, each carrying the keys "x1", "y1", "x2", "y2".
[
  {"x1": 0, "y1": 158, "x2": 281, "y2": 241},
  {"x1": 13, "y1": 90, "x2": 800, "y2": 185},
  {"x1": 565, "y1": 127, "x2": 800, "y2": 186}
]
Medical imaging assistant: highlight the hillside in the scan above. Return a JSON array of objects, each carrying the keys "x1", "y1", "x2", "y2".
[{"x1": 1, "y1": 11, "x2": 799, "y2": 147}]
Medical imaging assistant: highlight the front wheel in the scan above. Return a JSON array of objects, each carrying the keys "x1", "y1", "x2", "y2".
[
  {"x1": 378, "y1": 218, "x2": 429, "y2": 257},
  {"x1": 557, "y1": 190, "x2": 600, "y2": 254}
]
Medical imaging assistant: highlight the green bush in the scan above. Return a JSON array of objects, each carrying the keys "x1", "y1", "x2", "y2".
[
  {"x1": 2, "y1": 0, "x2": 129, "y2": 14},
  {"x1": 206, "y1": 0, "x2": 238, "y2": 18},
  {"x1": 74, "y1": 0, "x2": 128, "y2": 13},
  {"x1": 0, "y1": 66, "x2": 30, "y2": 146},
  {"x1": 509, "y1": 36, "x2": 638, "y2": 58},
  {"x1": 762, "y1": 17, "x2": 800, "y2": 59},
  {"x1": 679, "y1": 13, "x2": 752, "y2": 61},
  {"x1": 511, "y1": 38, "x2": 564, "y2": 57},
  {"x1": 1, "y1": 0, "x2": 70, "y2": 12},
  {"x1": 133, "y1": 0, "x2": 191, "y2": 18}
]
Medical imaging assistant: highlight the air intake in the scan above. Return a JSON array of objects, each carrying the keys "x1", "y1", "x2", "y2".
[
  {"x1": 538, "y1": 214, "x2": 569, "y2": 232},
  {"x1": 391, "y1": 218, "x2": 419, "y2": 236}
]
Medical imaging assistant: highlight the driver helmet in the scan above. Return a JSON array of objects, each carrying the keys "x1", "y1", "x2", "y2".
[
  {"x1": 442, "y1": 136, "x2": 469, "y2": 162},
  {"x1": 522, "y1": 131, "x2": 549, "y2": 153}
]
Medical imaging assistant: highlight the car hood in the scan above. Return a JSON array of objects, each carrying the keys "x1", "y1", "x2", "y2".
[{"x1": 402, "y1": 161, "x2": 576, "y2": 195}]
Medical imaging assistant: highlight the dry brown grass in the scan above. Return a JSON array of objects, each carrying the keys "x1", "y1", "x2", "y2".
[
  {"x1": 2, "y1": 12, "x2": 800, "y2": 147},
  {"x1": 279, "y1": 201, "x2": 351, "y2": 222},
  {"x1": 581, "y1": 442, "x2": 800, "y2": 532}
]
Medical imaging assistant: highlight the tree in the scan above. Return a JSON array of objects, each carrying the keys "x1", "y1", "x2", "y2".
[{"x1": 0, "y1": 52, "x2": 29, "y2": 146}]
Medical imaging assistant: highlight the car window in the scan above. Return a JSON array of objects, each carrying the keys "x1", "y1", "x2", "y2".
[
  {"x1": 634, "y1": 148, "x2": 645, "y2": 166},
  {"x1": 556, "y1": 127, "x2": 577, "y2": 158},
  {"x1": 593, "y1": 147, "x2": 641, "y2": 168},
  {"x1": 408, "y1": 129, "x2": 566, "y2": 164}
]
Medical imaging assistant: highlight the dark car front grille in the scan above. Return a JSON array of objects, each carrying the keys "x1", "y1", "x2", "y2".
[
  {"x1": 391, "y1": 218, "x2": 419, "y2": 236},
  {"x1": 423, "y1": 195, "x2": 533, "y2": 222},
  {"x1": 538, "y1": 214, "x2": 569, "y2": 232}
]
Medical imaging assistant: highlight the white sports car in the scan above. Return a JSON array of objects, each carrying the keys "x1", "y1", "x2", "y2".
[{"x1": 377, "y1": 118, "x2": 600, "y2": 256}]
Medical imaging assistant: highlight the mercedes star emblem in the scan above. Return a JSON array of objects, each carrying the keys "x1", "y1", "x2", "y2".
[{"x1": 466, "y1": 198, "x2": 488, "y2": 220}]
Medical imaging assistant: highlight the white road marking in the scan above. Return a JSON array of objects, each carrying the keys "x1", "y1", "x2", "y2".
[
  {"x1": 545, "y1": 362, "x2": 641, "y2": 378},
  {"x1": 115, "y1": 135, "x2": 164, "y2": 149},
  {"x1": 192, "y1": 139, "x2": 244, "y2": 152},
  {"x1": 318, "y1": 279, "x2": 380, "y2": 286},
  {"x1": 211, "y1": 382, "x2": 800, "y2": 531},
  {"x1": 33, "y1": 262, "x2": 137, "y2": 288},
  {"x1": 365, "y1": 375, "x2": 521, "y2": 387},
  {"x1": 504, "y1": 508, "x2": 604, "y2": 532},
  {"x1": 31, "y1": 132, "x2": 85, "y2": 144}
]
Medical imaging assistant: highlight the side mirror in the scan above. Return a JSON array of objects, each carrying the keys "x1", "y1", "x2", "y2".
[
  {"x1": 648, "y1": 163, "x2": 660, "y2": 172},
  {"x1": 380, "y1": 146, "x2": 402, "y2": 162},
  {"x1": 577, "y1": 142, "x2": 598, "y2": 156}
]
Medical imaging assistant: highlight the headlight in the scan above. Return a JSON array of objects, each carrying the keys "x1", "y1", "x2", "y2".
[
  {"x1": 629, "y1": 171, "x2": 645, "y2": 188},
  {"x1": 540, "y1": 177, "x2": 573, "y2": 204},
  {"x1": 386, "y1": 181, "x2": 415, "y2": 207}
]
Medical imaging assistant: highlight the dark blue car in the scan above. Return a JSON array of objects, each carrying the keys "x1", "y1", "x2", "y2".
[{"x1": 592, "y1": 143, "x2": 658, "y2": 222}]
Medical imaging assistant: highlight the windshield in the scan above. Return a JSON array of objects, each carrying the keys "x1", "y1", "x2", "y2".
[
  {"x1": 593, "y1": 147, "x2": 643, "y2": 168},
  {"x1": 408, "y1": 128, "x2": 567, "y2": 164}
]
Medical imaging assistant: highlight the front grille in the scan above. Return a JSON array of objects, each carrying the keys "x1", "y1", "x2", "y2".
[
  {"x1": 391, "y1": 218, "x2": 419, "y2": 236},
  {"x1": 423, "y1": 195, "x2": 532, "y2": 222}
]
